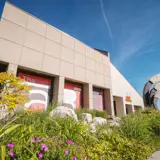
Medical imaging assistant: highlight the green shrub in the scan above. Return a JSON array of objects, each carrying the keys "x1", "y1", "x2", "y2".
[
  {"x1": 76, "y1": 108, "x2": 108, "y2": 120},
  {"x1": 0, "y1": 107, "x2": 159, "y2": 160},
  {"x1": 86, "y1": 132, "x2": 152, "y2": 160},
  {"x1": 119, "y1": 112, "x2": 153, "y2": 143}
]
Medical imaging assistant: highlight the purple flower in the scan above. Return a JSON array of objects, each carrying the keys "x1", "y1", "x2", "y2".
[
  {"x1": 31, "y1": 138, "x2": 36, "y2": 143},
  {"x1": 64, "y1": 149, "x2": 69, "y2": 155},
  {"x1": 7, "y1": 143, "x2": 14, "y2": 148},
  {"x1": 9, "y1": 151, "x2": 14, "y2": 157},
  {"x1": 66, "y1": 139, "x2": 75, "y2": 145},
  {"x1": 61, "y1": 141, "x2": 65, "y2": 145},
  {"x1": 41, "y1": 143, "x2": 49, "y2": 152},
  {"x1": 36, "y1": 138, "x2": 41, "y2": 142},
  {"x1": 38, "y1": 151, "x2": 43, "y2": 159},
  {"x1": 72, "y1": 157, "x2": 77, "y2": 160},
  {"x1": 14, "y1": 159, "x2": 17, "y2": 160}
]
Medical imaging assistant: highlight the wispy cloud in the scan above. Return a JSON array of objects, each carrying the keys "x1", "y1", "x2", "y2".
[
  {"x1": 113, "y1": 23, "x2": 156, "y2": 68},
  {"x1": 111, "y1": 2, "x2": 158, "y2": 69},
  {"x1": 136, "y1": 49, "x2": 156, "y2": 57},
  {"x1": 99, "y1": 0, "x2": 115, "y2": 53}
]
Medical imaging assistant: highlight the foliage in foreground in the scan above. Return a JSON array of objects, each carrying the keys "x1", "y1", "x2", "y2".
[
  {"x1": 0, "y1": 72, "x2": 30, "y2": 112},
  {"x1": 76, "y1": 108, "x2": 108, "y2": 119},
  {"x1": 1, "y1": 107, "x2": 159, "y2": 160}
]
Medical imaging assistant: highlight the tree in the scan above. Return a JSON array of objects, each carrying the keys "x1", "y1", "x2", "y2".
[{"x1": 0, "y1": 72, "x2": 30, "y2": 113}]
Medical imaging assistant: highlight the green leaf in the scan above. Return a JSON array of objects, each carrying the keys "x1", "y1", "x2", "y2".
[
  {"x1": 0, "y1": 124, "x2": 22, "y2": 138},
  {"x1": 1, "y1": 146, "x2": 6, "y2": 160},
  {"x1": 23, "y1": 146, "x2": 39, "y2": 160}
]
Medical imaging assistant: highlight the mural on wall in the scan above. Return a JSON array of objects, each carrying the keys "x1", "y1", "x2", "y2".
[
  {"x1": 143, "y1": 74, "x2": 160, "y2": 109},
  {"x1": 93, "y1": 89, "x2": 104, "y2": 111},
  {"x1": 63, "y1": 82, "x2": 82, "y2": 109},
  {"x1": 18, "y1": 73, "x2": 51, "y2": 112}
]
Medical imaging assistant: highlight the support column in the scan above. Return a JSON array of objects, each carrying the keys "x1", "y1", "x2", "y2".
[
  {"x1": 122, "y1": 98, "x2": 127, "y2": 116},
  {"x1": 104, "y1": 88, "x2": 114, "y2": 116},
  {"x1": 7, "y1": 63, "x2": 18, "y2": 75},
  {"x1": 114, "y1": 96, "x2": 126, "y2": 117},
  {"x1": 83, "y1": 83, "x2": 93, "y2": 109},
  {"x1": 53, "y1": 76, "x2": 64, "y2": 104}
]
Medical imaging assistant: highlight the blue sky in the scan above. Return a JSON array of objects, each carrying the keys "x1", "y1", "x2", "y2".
[{"x1": 2, "y1": 0, "x2": 160, "y2": 96}]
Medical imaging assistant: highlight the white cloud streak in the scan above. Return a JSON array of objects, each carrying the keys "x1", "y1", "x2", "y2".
[
  {"x1": 136, "y1": 49, "x2": 156, "y2": 57},
  {"x1": 99, "y1": 0, "x2": 115, "y2": 53}
]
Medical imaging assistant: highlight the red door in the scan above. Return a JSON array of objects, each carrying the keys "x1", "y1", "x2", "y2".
[
  {"x1": 18, "y1": 72, "x2": 52, "y2": 112},
  {"x1": 64, "y1": 82, "x2": 82, "y2": 109},
  {"x1": 93, "y1": 88, "x2": 104, "y2": 111}
]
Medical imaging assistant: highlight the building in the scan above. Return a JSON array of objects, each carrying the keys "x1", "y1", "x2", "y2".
[{"x1": 0, "y1": 2, "x2": 144, "y2": 117}]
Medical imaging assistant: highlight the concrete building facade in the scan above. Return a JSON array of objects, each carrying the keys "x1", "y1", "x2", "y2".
[{"x1": 0, "y1": 2, "x2": 144, "y2": 117}]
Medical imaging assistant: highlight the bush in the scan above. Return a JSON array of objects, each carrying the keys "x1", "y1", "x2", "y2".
[
  {"x1": 76, "y1": 108, "x2": 108, "y2": 120},
  {"x1": 0, "y1": 72, "x2": 30, "y2": 113},
  {"x1": 0, "y1": 107, "x2": 159, "y2": 159},
  {"x1": 119, "y1": 112, "x2": 153, "y2": 143}
]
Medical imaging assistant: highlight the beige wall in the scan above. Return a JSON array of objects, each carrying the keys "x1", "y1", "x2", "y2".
[
  {"x1": 0, "y1": 2, "x2": 111, "y2": 89},
  {"x1": 0, "y1": 2, "x2": 144, "y2": 116},
  {"x1": 111, "y1": 63, "x2": 144, "y2": 111},
  {"x1": 0, "y1": 2, "x2": 114, "y2": 115}
]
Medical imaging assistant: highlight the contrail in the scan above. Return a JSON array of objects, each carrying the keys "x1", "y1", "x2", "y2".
[
  {"x1": 99, "y1": 0, "x2": 114, "y2": 53},
  {"x1": 136, "y1": 49, "x2": 155, "y2": 57}
]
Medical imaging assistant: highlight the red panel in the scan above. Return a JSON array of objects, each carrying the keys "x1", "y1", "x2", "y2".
[
  {"x1": 93, "y1": 89, "x2": 104, "y2": 111},
  {"x1": 18, "y1": 72, "x2": 51, "y2": 112},
  {"x1": 64, "y1": 82, "x2": 82, "y2": 109},
  {"x1": 19, "y1": 72, "x2": 51, "y2": 85}
]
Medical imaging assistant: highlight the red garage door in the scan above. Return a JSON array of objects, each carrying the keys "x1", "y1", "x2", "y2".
[
  {"x1": 64, "y1": 82, "x2": 82, "y2": 109},
  {"x1": 93, "y1": 88, "x2": 104, "y2": 111},
  {"x1": 18, "y1": 72, "x2": 52, "y2": 112}
]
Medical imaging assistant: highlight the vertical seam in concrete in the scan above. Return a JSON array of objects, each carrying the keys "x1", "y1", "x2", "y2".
[
  {"x1": 41, "y1": 23, "x2": 47, "y2": 71},
  {"x1": 19, "y1": 12, "x2": 29, "y2": 65},
  {"x1": 59, "y1": 32, "x2": 62, "y2": 77}
]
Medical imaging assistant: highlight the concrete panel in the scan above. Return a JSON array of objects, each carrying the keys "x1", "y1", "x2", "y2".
[
  {"x1": 86, "y1": 57, "x2": 95, "y2": 71},
  {"x1": 46, "y1": 25, "x2": 61, "y2": 43},
  {"x1": 42, "y1": 54, "x2": 60, "y2": 75},
  {"x1": 74, "y1": 66, "x2": 85, "y2": 82},
  {"x1": 96, "y1": 73, "x2": 104, "y2": 86},
  {"x1": 20, "y1": 47, "x2": 43, "y2": 70},
  {"x1": 27, "y1": 15, "x2": 46, "y2": 37},
  {"x1": 61, "y1": 46, "x2": 74, "y2": 63},
  {"x1": 44, "y1": 39, "x2": 61, "y2": 58},
  {"x1": 7, "y1": 63, "x2": 18, "y2": 75},
  {"x1": 114, "y1": 96, "x2": 125, "y2": 117},
  {"x1": 94, "y1": 50, "x2": 103, "y2": 63},
  {"x1": 104, "y1": 76, "x2": 111, "y2": 88},
  {"x1": 75, "y1": 40, "x2": 85, "y2": 55},
  {"x1": 60, "y1": 61, "x2": 74, "y2": 79},
  {"x1": 86, "y1": 70, "x2": 95, "y2": 84},
  {"x1": 75, "y1": 52, "x2": 85, "y2": 68},
  {"x1": 83, "y1": 83, "x2": 93, "y2": 109},
  {"x1": 24, "y1": 30, "x2": 45, "y2": 52},
  {"x1": 86, "y1": 46, "x2": 94, "y2": 59},
  {"x1": 103, "y1": 54, "x2": 110, "y2": 66},
  {"x1": 104, "y1": 89, "x2": 114, "y2": 116},
  {"x1": 53, "y1": 76, "x2": 64, "y2": 103},
  {"x1": 0, "y1": 38, "x2": 22, "y2": 64},
  {"x1": 2, "y1": 3, "x2": 28, "y2": 28},
  {"x1": 104, "y1": 65, "x2": 111, "y2": 77},
  {"x1": 0, "y1": 19, "x2": 25, "y2": 45},
  {"x1": 62, "y1": 33, "x2": 74, "y2": 50},
  {"x1": 95, "y1": 62, "x2": 103, "y2": 74}
]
